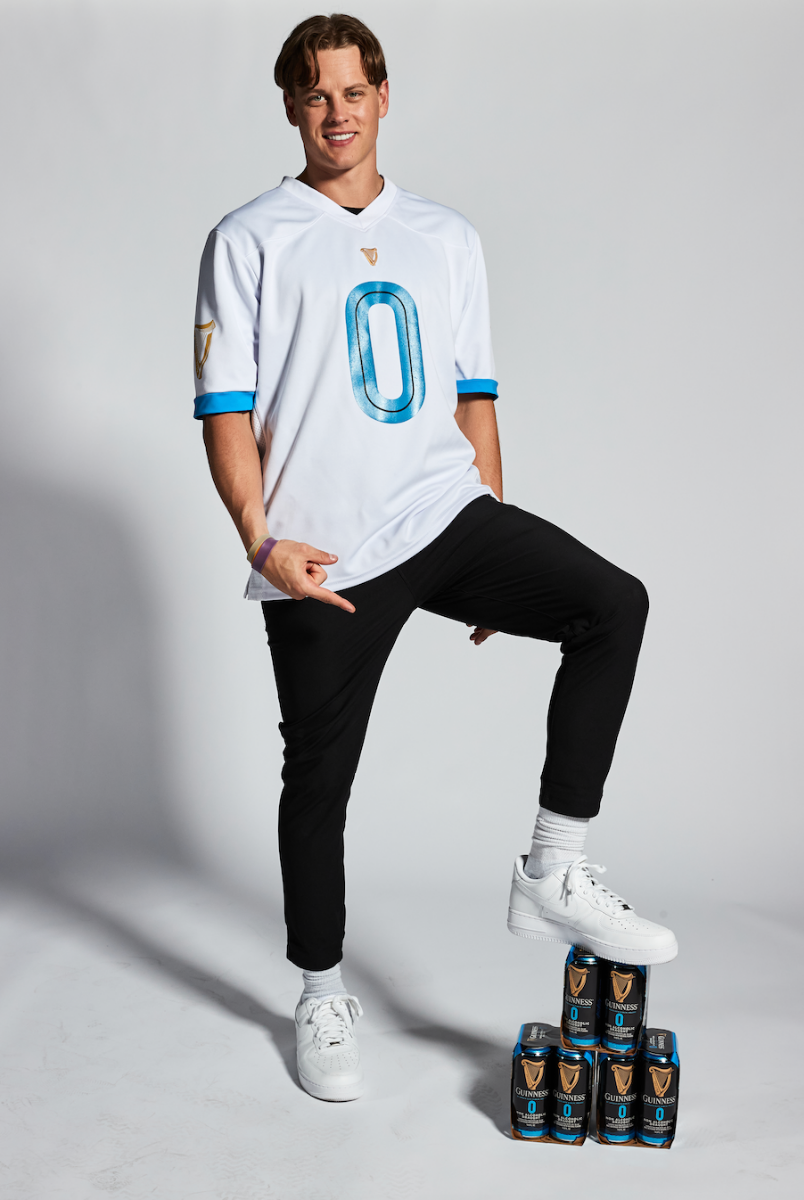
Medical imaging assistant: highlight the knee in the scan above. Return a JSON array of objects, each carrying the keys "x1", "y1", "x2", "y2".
[{"x1": 604, "y1": 571, "x2": 649, "y2": 631}]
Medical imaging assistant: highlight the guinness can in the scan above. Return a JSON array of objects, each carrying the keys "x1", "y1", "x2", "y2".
[
  {"x1": 601, "y1": 962, "x2": 647, "y2": 1054},
  {"x1": 549, "y1": 1047, "x2": 594, "y2": 1145},
  {"x1": 596, "y1": 1054, "x2": 638, "y2": 1144},
  {"x1": 561, "y1": 947, "x2": 601, "y2": 1048},
  {"x1": 511, "y1": 1023, "x2": 559, "y2": 1140},
  {"x1": 637, "y1": 1028, "x2": 680, "y2": 1148}
]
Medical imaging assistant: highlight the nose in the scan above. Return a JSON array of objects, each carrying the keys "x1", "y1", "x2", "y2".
[{"x1": 326, "y1": 98, "x2": 349, "y2": 124}]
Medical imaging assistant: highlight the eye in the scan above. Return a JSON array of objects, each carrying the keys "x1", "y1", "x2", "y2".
[{"x1": 308, "y1": 93, "x2": 325, "y2": 104}]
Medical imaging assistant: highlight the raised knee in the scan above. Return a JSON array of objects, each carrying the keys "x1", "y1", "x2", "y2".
[{"x1": 608, "y1": 572, "x2": 649, "y2": 628}]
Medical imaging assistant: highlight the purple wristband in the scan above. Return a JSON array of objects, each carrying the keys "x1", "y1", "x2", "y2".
[{"x1": 252, "y1": 537, "x2": 278, "y2": 574}]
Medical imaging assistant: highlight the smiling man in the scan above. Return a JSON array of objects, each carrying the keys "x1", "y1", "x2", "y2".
[{"x1": 193, "y1": 13, "x2": 677, "y2": 1103}]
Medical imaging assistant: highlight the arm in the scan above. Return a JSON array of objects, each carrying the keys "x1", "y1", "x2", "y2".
[
  {"x1": 455, "y1": 398, "x2": 502, "y2": 645},
  {"x1": 202, "y1": 412, "x2": 355, "y2": 612},
  {"x1": 455, "y1": 398, "x2": 502, "y2": 501}
]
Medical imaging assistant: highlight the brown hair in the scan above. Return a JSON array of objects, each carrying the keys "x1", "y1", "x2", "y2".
[{"x1": 274, "y1": 13, "x2": 387, "y2": 95}]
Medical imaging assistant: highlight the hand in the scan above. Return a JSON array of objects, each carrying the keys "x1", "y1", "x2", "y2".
[
  {"x1": 261, "y1": 540, "x2": 355, "y2": 612},
  {"x1": 466, "y1": 623, "x2": 497, "y2": 646}
]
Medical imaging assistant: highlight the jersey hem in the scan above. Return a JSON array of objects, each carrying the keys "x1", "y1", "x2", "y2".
[{"x1": 245, "y1": 485, "x2": 498, "y2": 602}]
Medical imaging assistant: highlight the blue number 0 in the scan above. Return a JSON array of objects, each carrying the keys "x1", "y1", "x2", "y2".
[{"x1": 345, "y1": 281, "x2": 425, "y2": 423}]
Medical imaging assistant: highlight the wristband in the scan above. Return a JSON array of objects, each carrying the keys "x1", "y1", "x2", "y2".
[
  {"x1": 252, "y1": 537, "x2": 278, "y2": 574},
  {"x1": 246, "y1": 536, "x2": 269, "y2": 563}
]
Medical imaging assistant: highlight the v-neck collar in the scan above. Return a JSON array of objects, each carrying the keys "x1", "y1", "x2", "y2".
[{"x1": 280, "y1": 176, "x2": 397, "y2": 230}]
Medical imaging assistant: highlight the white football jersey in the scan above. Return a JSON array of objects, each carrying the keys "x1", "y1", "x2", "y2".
[{"x1": 193, "y1": 177, "x2": 499, "y2": 600}]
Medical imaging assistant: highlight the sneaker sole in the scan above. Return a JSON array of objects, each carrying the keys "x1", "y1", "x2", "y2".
[
  {"x1": 297, "y1": 1068, "x2": 364, "y2": 1103},
  {"x1": 507, "y1": 908, "x2": 678, "y2": 966}
]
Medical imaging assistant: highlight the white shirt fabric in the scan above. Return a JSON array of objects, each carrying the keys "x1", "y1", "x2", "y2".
[{"x1": 193, "y1": 177, "x2": 499, "y2": 600}]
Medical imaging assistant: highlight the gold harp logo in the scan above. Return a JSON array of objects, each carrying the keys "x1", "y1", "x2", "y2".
[
  {"x1": 558, "y1": 1062, "x2": 581, "y2": 1093},
  {"x1": 649, "y1": 1066, "x2": 673, "y2": 1098},
  {"x1": 360, "y1": 247, "x2": 378, "y2": 266},
  {"x1": 611, "y1": 1063, "x2": 634, "y2": 1095},
  {"x1": 611, "y1": 970, "x2": 634, "y2": 1003},
  {"x1": 194, "y1": 320, "x2": 216, "y2": 380},
  {"x1": 567, "y1": 964, "x2": 589, "y2": 997},
  {"x1": 522, "y1": 1059, "x2": 545, "y2": 1090}
]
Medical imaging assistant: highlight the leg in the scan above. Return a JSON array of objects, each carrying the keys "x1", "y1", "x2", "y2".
[
  {"x1": 397, "y1": 496, "x2": 675, "y2": 963},
  {"x1": 410, "y1": 498, "x2": 649, "y2": 816},
  {"x1": 263, "y1": 568, "x2": 413, "y2": 970}
]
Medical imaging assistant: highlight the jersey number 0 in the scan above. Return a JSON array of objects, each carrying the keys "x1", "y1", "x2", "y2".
[{"x1": 345, "y1": 282, "x2": 426, "y2": 423}]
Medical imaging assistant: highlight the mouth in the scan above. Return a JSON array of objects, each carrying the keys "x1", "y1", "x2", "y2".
[{"x1": 323, "y1": 132, "x2": 357, "y2": 145}]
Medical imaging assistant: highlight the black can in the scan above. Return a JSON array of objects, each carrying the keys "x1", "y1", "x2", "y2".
[
  {"x1": 597, "y1": 1054, "x2": 638, "y2": 1144},
  {"x1": 561, "y1": 947, "x2": 601, "y2": 1048},
  {"x1": 511, "y1": 1044, "x2": 554, "y2": 1140},
  {"x1": 601, "y1": 962, "x2": 647, "y2": 1054},
  {"x1": 549, "y1": 1048, "x2": 593, "y2": 1144},
  {"x1": 636, "y1": 1028, "x2": 680, "y2": 1148}
]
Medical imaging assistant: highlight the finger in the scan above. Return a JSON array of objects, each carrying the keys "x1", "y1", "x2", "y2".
[
  {"x1": 306, "y1": 563, "x2": 328, "y2": 586},
  {"x1": 306, "y1": 585, "x2": 355, "y2": 613},
  {"x1": 304, "y1": 545, "x2": 339, "y2": 565}
]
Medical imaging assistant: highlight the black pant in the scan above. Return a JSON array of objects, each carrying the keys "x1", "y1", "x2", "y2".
[{"x1": 262, "y1": 497, "x2": 648, "y2": 969}]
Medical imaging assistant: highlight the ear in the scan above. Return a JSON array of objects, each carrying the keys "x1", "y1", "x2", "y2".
[
  {"x1": 283, "y1": 90, "x2": 300, "y2": 128},
  {"x1": 378, "y1": 79, "x2": 389, "y2": 120}
]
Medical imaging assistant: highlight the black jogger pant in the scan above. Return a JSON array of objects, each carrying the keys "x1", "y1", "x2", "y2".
[{"x1": 262, "y1": 496, "x2": 649, "y2": 970}]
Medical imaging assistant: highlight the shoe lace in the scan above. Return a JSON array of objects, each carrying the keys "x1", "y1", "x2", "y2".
[
  {"x1": 562, "y1": 855, "x2": 632, "y2": 915},
  {"x1": 308, "y1": 995, "x2": 363, "y2": 1049}
]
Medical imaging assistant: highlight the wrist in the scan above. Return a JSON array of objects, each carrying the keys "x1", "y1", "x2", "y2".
[
  {"x1": 246, "y1": 533, "x2": 270, "y2": 561},
  {"x1": 248, "y1": 535, "x2": 278, "y2": 574}
]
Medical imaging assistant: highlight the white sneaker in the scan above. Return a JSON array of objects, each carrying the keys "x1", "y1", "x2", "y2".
[
  {"x1": 295, "y1": 994, "x2": 364, "y2": 1102},
  {"x1": 507, "y1": 854, "x2": 678, "y2": 965}
]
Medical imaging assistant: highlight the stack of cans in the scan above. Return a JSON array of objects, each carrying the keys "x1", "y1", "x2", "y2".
[{"x1": 511, "y1": 948, "x2": 679, "y2": 1148}]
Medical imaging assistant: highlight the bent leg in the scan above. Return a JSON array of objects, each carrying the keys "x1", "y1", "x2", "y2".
[
  {"x1": 414, "y1": 500, "x2": 648, "y2": 817},
  {"x1": 263, "y1": 571, "x2": 413, "y2": 969}
]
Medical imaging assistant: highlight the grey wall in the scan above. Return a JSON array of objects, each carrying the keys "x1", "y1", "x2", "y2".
[{"x1": 1, "y1": 0, "x2": 801, "y2": 906}]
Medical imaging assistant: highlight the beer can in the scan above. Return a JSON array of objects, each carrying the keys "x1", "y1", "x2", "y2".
[
  {"x1": 636, "y1": 1028, "x2": 680, "y2": 1148},
  {"x1": 561, "y1": 946, "x2": 601, "y2": 1048},
  {"x1": 511, "y1": 1023, "x2": 560, "y2": 1140},
  {"x1": 549, "y1": 1047, "x2": 594, "y2": 1144},
  {"x1": 601, "y1": 962, "x2": 647, "y2": 1054},
  {"x1": 596, "y1": 1053, "x2": 638, "y2": 1144}
]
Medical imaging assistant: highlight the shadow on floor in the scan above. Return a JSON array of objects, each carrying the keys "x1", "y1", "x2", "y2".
[
  {"x1": 5, "y1": 858, "x2": 513, "y2": 1129},
  {"x1": 10, "y1": 866, "x2": 300, "y2": 1090}
]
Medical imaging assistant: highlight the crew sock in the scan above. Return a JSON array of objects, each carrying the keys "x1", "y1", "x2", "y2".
[
  {"x1": 524, "y1": 807, "x2": 590, "y2": 879},
  {"x1": 301, "y1": 964, "x2": 346, "y2": 1003}
]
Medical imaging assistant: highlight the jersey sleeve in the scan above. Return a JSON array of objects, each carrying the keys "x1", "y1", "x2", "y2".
[
  {"x1": 454, "y1": 231, "x2": 498, "y2": 400},
  {"x1": 192, "y1": 230, "x2": 260, "y2": 419}
]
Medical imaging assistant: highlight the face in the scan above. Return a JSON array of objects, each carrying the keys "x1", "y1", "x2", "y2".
[{"x1": 284, "y1": 45, "x2": 389, "y2": 177}]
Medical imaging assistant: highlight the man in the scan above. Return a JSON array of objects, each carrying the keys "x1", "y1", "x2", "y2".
[{"x1": 193, "y1": 13, "x2": 677, "y2": 1104}]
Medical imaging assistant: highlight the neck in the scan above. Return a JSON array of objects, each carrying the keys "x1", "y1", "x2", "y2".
[{"x1": 297, "y1": 155, "x2": 383, "y2": 210}]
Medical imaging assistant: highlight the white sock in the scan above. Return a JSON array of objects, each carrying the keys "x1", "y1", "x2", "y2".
[
  {"x1": 301, "y1": 964, "x2": 346, "y2": 1002},
  {"x1": 523, "y1": 807, "x2": 590, "y2": 879}
]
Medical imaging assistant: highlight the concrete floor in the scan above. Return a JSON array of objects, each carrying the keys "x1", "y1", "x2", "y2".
[{"x1": 0, "y1": 853, "x2": 799, "y2": 1199}]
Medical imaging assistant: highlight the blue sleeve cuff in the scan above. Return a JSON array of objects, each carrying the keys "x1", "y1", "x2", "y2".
[
  {"x1": 194, "y1": 390, "x2": 255, "y2": 419},
  {"x1": 457, "y1": 378, "x2": 498, "y2": 398}
]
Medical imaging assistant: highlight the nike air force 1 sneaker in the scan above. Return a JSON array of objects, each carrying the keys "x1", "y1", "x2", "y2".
[
  {"x1": 295, "y1": 994, "x2": 364, "y2": 1101},
  {"x1": 507, "y1": 854, "x2": 678, "y2": 965}
]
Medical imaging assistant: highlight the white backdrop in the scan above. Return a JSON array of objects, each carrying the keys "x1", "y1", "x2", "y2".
[
  {"x1": 1, "y1": 3, "x2": 803, "y2": 1194},
  {"x1": 1, "y1": 0, "x2": 800, "y2": 893}
]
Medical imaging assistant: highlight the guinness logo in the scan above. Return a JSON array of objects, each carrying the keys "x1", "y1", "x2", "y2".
[
  {"x1": 611, "y1": 970, "x2": 634, "y2": 1003},
  {"x1": 522, "y1": 1059, "x2": 545, "y2": 1090},
  {"x1": 360, "y1": 247, "x2": 378, "y2": 266},
  {"x1": 558, "y1": 1061, "x2": 581, "y2": 1093},
  {"x1": 649, "y1": 1066, "x2": 673, "y2": 1098},
  {"x1": 611, "y1": 1063, "x2": 634, "y2": 1095},
  {"x1": 567, "y1": 964, "x2": 589, "y2": 997},
  {"x1": 194, "y1": 320, "x2": 215, "y2": 380}
]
